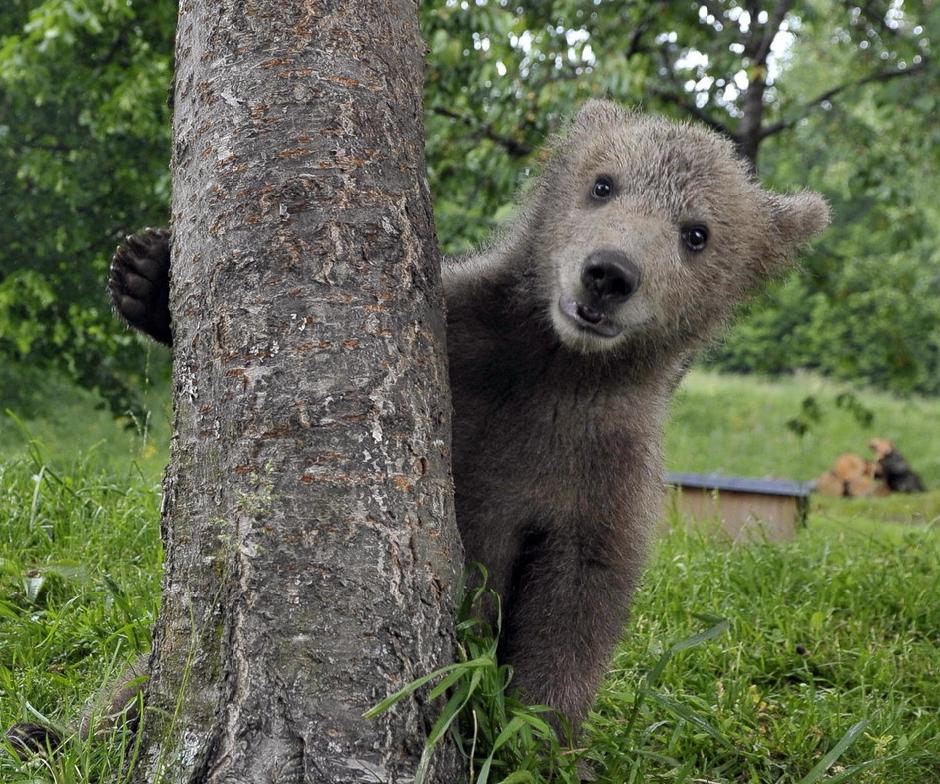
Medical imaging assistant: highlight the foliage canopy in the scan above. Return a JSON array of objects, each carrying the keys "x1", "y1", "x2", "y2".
[{"x1": 1, "y1": 0, "x2": 938, "y2": 403}]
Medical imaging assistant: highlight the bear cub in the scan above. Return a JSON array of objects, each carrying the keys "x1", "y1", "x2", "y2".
[{"x1": 24, "y1": 101, "x2": 832, "y2": 749}]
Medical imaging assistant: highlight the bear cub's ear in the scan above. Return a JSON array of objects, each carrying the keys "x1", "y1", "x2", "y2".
[{"x1": 768, "y1": 191, "x2": 831, "y2": 249}]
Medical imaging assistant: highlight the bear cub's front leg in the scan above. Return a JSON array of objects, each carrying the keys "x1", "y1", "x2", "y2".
[{"x1": 109, "y1": 228, "x2": 173, "y2": 346}]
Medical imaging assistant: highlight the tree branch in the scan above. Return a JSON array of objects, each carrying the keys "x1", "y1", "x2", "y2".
[
  {"x1": 92, "y1": 28, "x2": 130, "y2": 69},
  {"x1": 700, "y1": 1, "x2": 726, "y2": 24},
  {"x1": 623, "y1": 3, "x2": 662, "y2": 59},
  {"x1": 648, "y1": 87, "x2": 734, "y2": 138},
  {"x1": 653, "y1": 44, "x2": 734, "y2": 139},
  {"x1": 624, "y1": 21, "x2": 647, "y2": 59},
  {"x1": 430, "y1": 106, "x2": 533, "y2": 157},
  {"x1": 752, "y1": 0, "x2": 795, "y2": 65},
  {"x1": 18, "y1": 140, "x2": 74, "y2": 153},
  {"x1": 851, "y1": 1, "x2": 906, "y2": 42},
  {"x1": 760, "y1": 59, "x2": 929, "y2": 139}
]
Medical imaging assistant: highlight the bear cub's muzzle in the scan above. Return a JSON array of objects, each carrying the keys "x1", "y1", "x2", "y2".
[{"x1": 559, "y1": 248, "x2": 641, "y2": 338}]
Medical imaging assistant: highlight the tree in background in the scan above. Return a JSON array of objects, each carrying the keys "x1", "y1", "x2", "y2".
[
  {"x1": 712, "y1": 24, "x2": 940, "y2": 393},
  {"x1": 420, "y1": 0, "x2": 939, "y2": 393},
  {"x1": 422, "y1": 0, "x2": 933, "y2": 244},
  {"x1": 0, "y1": 0, "x2": 174, "y2": 418},
  {"x1": 1, "y1": 0, "x2": 938, "y2": 406}
]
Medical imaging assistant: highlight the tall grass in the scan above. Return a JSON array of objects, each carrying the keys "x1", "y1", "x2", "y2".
[
  {"x1": 0, "y1": 446, "x2": 160, "y2": 783},
  {"x1": 1, "y1": 371, "x2": 938, "y2": 781},
  {"x1": 588, "y1": 511, "x2": 940, "y2": 782},
  {"x1": 366, "y1": 509, "x2": 940, "y2": 783}
]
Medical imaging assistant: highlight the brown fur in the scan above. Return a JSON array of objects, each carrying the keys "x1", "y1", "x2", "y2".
[{"x1": 11, "y1": 101, "x2": 830, "y2": 749}]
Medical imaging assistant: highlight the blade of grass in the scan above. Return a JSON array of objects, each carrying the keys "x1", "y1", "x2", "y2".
[
  {"x1": 418, "y1": 666, "x2": 491, "y2": 784},
  {"x1": 796, "y1": 720, "x2": 869, "y2": 784},
  {"x1": 642, "y1": 688, "x2": 734, "y2": 749},
  {"x1": 363, "y1": 654, "x2": 493, "y2": 719},
  {"x1": 475, "y1": 715, "x2": 529, "y2": 784},
  {"x1": 622, "y1": 618, "x2": 730, "y2": 741}
]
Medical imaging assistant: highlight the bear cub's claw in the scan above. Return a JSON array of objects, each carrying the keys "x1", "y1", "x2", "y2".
[{"x1": 109, "y1": 227, "x2": 172, "y2": 346}]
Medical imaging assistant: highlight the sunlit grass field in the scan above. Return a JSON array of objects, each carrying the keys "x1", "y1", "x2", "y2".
[
  {"x1": 667, "y1": 370, "x2": 940, "y2": 486},
  {"x1": 0, "y1": 370, "x2": 937, "y2": 782}
]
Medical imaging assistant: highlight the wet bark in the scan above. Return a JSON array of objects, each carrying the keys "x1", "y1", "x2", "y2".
[{"x1": 131, "y1": 1, "x2": 464, "y2": 782}]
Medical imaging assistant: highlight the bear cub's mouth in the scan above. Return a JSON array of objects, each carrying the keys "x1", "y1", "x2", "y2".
[{"x1": 558, "y1": 295, "x2": 623, "y2": 338}]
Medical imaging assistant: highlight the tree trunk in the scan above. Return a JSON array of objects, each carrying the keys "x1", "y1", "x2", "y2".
[
  {"x1": 132, "y1": 2, "x2": 464, "y2": 782},
  {"x1": 734, "y1": 76, "x2": 765, "y2": 168}
]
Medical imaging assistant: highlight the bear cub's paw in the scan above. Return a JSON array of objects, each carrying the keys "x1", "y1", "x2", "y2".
[
  {"x1": 4, "y1": 721, "x2": 63, "y2": 758},
  {"x1": 109, "y1": 227, "x2": 172, "y2": 346}
]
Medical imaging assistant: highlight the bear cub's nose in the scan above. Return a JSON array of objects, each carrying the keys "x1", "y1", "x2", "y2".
[{"x1": 581, "y1": 249, "x2": 641, "y2": 305}]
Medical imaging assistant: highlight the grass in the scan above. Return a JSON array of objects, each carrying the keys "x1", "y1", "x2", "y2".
[
  {"x1": 588, "y1": 509, "x2": 940, "y2": 782},
  {"x1": 0, "y1": 364, "x2": 170, "y2": 484},
  {"x1": 0, "y1": 369, "x2": 938, "y2": 781},
  {"x1": 0, "y1": 449, "x2": 160, "y2": 783},
  {"x1": 667, "y1": 370, "x2": 940, "y2": 487}
]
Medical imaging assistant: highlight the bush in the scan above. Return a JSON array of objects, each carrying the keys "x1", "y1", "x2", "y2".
[{"x1": 709, "y1": 247, "x2": 940, "y2": 396}]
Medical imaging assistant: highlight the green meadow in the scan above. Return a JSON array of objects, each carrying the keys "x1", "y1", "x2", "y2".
[{"x1": 1, "y1": 371, "x2": 937, "y2": 782}]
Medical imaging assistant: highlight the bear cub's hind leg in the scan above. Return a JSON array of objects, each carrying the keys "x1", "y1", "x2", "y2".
[
  {"x1": 499, "y1": 532, "x2": 637, "y2": 737},
  {"x1": 109, "y1": 228, "x2": 173, "y2": 346}
]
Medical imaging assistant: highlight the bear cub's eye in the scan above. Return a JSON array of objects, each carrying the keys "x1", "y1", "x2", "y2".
[
  {"x1": 682, "y1": 225, "x2": 709, "y2": 252},
  {"x1": 591, "y1": 176, "x2": 614, "y2": 201}
]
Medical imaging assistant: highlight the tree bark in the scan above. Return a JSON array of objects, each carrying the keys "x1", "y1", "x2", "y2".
[{"x1": 132, "y1": 2, "x2": 464, "y2": 782}]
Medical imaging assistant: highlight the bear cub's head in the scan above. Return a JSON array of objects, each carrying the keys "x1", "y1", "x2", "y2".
[{"x1": 528, "y1": 100, "x2": 830, "y2": 355}]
